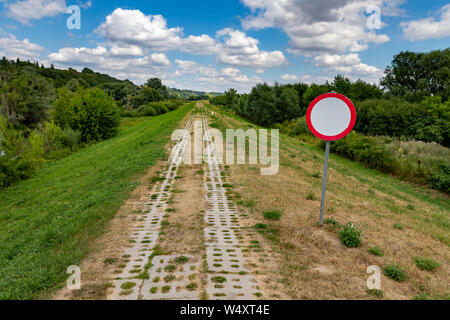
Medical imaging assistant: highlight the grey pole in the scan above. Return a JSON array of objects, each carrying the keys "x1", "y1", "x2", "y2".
[{"x1": 319, "y1": 141, "x2": 331, "y2": 226}]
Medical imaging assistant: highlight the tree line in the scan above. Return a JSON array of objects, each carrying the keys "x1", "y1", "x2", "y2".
[
  {"x1": 0, "y1": 58, "x2": 188, "y2": 188},
  {"x1": 211, "y1": 48, "x2": 449, "y2": 146},
  {"x1": 211, "y1": 48, "x2": 449, "y2": 192}
]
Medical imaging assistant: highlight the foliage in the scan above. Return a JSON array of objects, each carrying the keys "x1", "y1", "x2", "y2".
[
  {"x1": 329, "y1": 132, "x2": 450, "y2": 193},
  {"x1": 0, "y1": 116, "x2": 83, "y2": 187},
  {"x1": 169, "y1": 87, "x2": 219, "y2": 100},
  {"x1": 124, "y1": 100, "x2": 185, "y2": 117},
  {"x1": 338, "y1": 223, "x2": 362, "y2": 247},
  {"x1": 355, "y1": 97, "x2": 449, "y2": 147},
  {"x1": 0, "y1": 103, "x2": 194, "y2": 299},
  {"x1": 0, "y1": 67, "x2": 55, "y2": 127},
  {"x1": 381, "y1": 49, "x2": 450, "y2": 102},
  {"x1": 414, "y1": 257, "x2": 440, "y2": 271},
  {"x1": 383, "y1": 264, "x2": 408, "y2": 281},
  {"x1": 263, "y1": 210, "x2": 283, "y2": 221},
  {"x1": 244, "y1": 83, "x2": 300, "y2": 127},
  {"x1": 368, "y1": 247, "x2": 384, "y2": 257},
  {"x1": 146, "y1": 78, "x2": 170, "y2": 100},
  {"x1": 54, "y1": 87, "x2": 121, "y2": 142}
]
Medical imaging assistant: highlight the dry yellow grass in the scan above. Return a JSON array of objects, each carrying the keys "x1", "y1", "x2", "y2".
[{"x1": 207, "y1": 103, "x2": 449, "y2": 300}]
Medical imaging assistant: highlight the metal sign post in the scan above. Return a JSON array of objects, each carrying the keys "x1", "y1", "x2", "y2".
[
  {"x1": 319, "y1": 141, "x2": 331, "y2": 226},
  {"x1": 306, "y1": 92, "x2": 357, "y2": 226}
]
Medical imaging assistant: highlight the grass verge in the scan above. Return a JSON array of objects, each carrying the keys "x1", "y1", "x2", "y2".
[{"x1": 0, "y1": 103, "x2": 194, "y2": 299}]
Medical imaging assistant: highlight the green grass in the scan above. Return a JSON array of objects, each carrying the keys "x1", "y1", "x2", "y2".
[
  {"x1": 383, "y1": 264, "x2": 408, "y2": 281},
  {"x1": 0, "y1": 103, "x2": 194, "y2": 299},
  {"x1": 263, "y1": 210, "x2": 283, "y2": 221},
  {"x1": 368, "y1": 247, "x2": 384, "y2": 257},
  {"x1": 414, "y1": 257, "x2": 440, "y2": 271}
]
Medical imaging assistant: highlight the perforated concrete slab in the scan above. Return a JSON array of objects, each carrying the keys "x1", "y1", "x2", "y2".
[
  {"x1": 206, "y1": 274, "x2": 259, "y2": 300},
  {"x1": 206, "y1": 245, "x2": 248, "y2": 273},
  {"x1": 202, "y1": 117, "x2": 258, "y2": 301},
  {"x1": 111, "y1": 279, "x2": 141, "y2": 300},
  {"x1": 205, "y1": 227, "x2": 241, "y2": 246},
  {"x1": 110, "y1": 117, "x2": 194, "y2": 300},
  {"x1": 141, "y1": 255, "x2": 200, "y2": 300}
]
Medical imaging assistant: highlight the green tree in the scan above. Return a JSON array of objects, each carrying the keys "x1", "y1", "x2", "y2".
[
  {"x1": 381, "y1": 49, "x2": 450, "y2": 101},
  {"x1": 54, "y1": 87, "x2": 120, "y2": 142},
  {"x1": 146, "y1": 78, "x2": 169, "y2": 99},
  {"x1": 0, "y1": 69, "x2": 55, "y2": 127},
  {"x1": 302, "y1": 84, "x2": 331, "y2": 108},
  {"x1": 224, "y1": 88, "x2": 239, "y2": 110}
]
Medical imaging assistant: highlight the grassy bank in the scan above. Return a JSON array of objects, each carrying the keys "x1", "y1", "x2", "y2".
[
  {"x1": 206, "y1": 103, "x2": 449, "y2": 300},
  {"x1": 0, "y1": 102, "x2": 194, "y2": 299}
]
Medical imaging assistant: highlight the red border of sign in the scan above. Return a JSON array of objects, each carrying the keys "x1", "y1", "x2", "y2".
[{"x1": 306, "y1": 92, "x2": 357, "y2": 141}]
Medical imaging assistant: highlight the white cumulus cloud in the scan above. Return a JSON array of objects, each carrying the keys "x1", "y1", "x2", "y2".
[
  {"x1": 241, "y1": 0, "x2": 397, "y2": 56},
  {"x1": 313, "y1": 53, "x2": 383, "y2": 83},
  {"x1": 402, "y1": 4, "x2": 450, "y2": 41},
  {"x1": 216, "y1": 28, "x2": 286, "y2": 71},
  {"x1": 0, "y1": 33, "x2": 44, "y2": 60},
  {"x1": 4, "y1": 0, "x2": 67, "y2": 24}
]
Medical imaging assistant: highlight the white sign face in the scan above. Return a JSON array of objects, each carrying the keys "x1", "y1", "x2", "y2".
[
  {"x1": 306, "y1": 93, "x2": 356, "y2": 141},
  {"x1": 310, "y1": 98, "x2": 351, "y2": 137}
]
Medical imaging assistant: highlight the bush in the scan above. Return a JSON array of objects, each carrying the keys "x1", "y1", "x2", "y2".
[
  {"x1": 263, "y1": 210, "x2": 283, "y2": 221},
  {"x1": 414, "y1": 257, "x2": 440, "y2": 271},
  {"x1": 137, "y1": 105, "x2": 158, "y2": 117},
  {"x1": 122, "y1": 110, "x2": 139, "y2": 118},
  {"x1": 383, "y1": 264, "x2": 408, "y2": 281},
  {"x1": 338, "y1": 223, "x2": 362, "y2": 248},
  {"x1": 244, "y1": 83, "x2": 300, "y2": 127},
  {"x1": 354, "y1": 97, "x2": 449, "y2": 147},
  {"x1": 54, "y1": 87, "x2": 121, "y2": 142},
  {"x1": 330, "y1": 132, "x2": 450, "y2": 193}
]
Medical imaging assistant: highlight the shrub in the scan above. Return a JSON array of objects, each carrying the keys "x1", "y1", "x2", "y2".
[
  {"x1": 368, "y1": 247, "x2": 384, "y2": 257},
  {"x1": 137, "y1": 105, "x2": 158, "y2": 117},
  {"x1": 383, "y1": 264, "x2": 408, "y2": 281},
  {"x1": 290, "y1": 116, "x2": 311, "y2": 136},
  {"x1": 54, "y1": 87, "x2": 121, "y2": 142},
  {"x1": 0, "y1": 118, "x2": 40, "y2": 187},
  {"x1": 263, "y1": 210, "x2": 283, "y2": 221},
  {"x1": 414, "y1": 257, "x2": 440, "y2": 271},
  {"x1": 338, "y1": 223, "x2": 362, "y2": 248}
]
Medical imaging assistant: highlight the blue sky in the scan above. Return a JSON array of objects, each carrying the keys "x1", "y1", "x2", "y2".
[{"x1": 0, "y1": 0, "x2": 449, "y2": 92}]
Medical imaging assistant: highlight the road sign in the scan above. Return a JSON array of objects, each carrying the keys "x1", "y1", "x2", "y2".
[
  {"x1": 306, "y1": 92, "x2": 356, "y2": 225},
  {"x1": 306, "y1": 92, "x2": 356, "y2": 141}
]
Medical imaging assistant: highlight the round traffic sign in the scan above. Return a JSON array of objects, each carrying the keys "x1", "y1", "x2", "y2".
[{"x1": 306, "y1": 93, "x2": 356, "y2": 141}]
